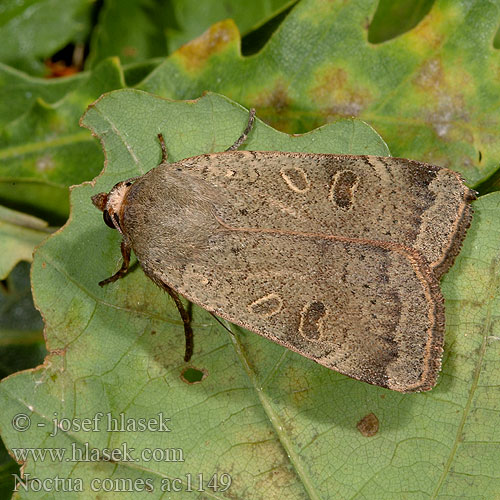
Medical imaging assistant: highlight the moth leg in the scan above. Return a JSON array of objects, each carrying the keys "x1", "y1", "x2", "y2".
[
  {"x1": 157, "y1": 133, "x2": 168, "y2": 163},
  {"x1": 99, "y1": 240, "x2": 131, "y2": 286},
  {"x1": 163, "y1": 285, "x2": 194, "y2": 362},
  {"x1": 226, "y1": 108, "x2": 256, "y2": 151}
]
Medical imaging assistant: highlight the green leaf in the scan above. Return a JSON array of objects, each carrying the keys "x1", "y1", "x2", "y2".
[
  {"x1": 86, "y1": 0, "x2": 170, "y2": 68},
  {"x1": 0, "y1": 262, "x2": 46, "y2": 499},
  {"x1": 0, "y1": 58, "x2": 126, "y2": 224},
  {"x1": 367, "y1": 0, "x2": 435, "y2": 44},
  {"x1": 139, "y1": 0, "x2": 500, "y2": 186},
  {"x1": 1, "y1": 91, "x2": 498, "y2": 499},
  {"x1": 122, "y1": 58, "x2": 164, "y2": 87},
  {"x1": 0, "y1": 0, "x2": 94, "y2": 75},
  {"x1": 0, "y1": 262, "x2": 45, "y2": 375},
  {"x1": 86, "y1": 0, "x2": 295, "y2": 68},
  {"x1": 0, "y1": 63, "x2": 87, "y2": 128},
  {"x1": 0, "y1": 437, "x2": 19, "y2": 500},
  {"x1": 166, "y1": 0, "x2": 297, "y2": 52},
  {"x1": 0, "y1": 206, "x2": 52, "y2": 280}
]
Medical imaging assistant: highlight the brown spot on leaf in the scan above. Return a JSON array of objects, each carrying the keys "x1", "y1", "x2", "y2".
[
  {"x1": 262, "y1": 82, "x2": 289, "y2": 112},
  {"x1": 414, "y1": 58, "x2": 444, "y2": 91},
  {"x1": 253, "y1": 80, "x2": 291, "y2": 130},
  {"x1": 311, "y1": 67, "x2": 371, "y2": 118},
  {"x1": 406, "y1": 8, "x2": 445, "y2": 50},
  {"x1": 122, "y1": 46, "x2": 138, "y2": 58},
  {"x1": 413, "y1": 58, "x2": 470, "y2": 142},
  {"x1": 176, "y1": 20, "x2": 239, "y2": 72},
  {"x1": 357, "y1": 412, "x2": 379, "y2": 437}
]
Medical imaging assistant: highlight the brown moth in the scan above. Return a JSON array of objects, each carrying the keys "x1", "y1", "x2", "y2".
[{"x1": 92, "y1": 110, "x2": 475, "y2": 393}]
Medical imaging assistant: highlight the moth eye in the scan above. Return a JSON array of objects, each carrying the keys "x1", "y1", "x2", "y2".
[{"x1": 103, "y1": 210, "x2": 116, "y2": 229}]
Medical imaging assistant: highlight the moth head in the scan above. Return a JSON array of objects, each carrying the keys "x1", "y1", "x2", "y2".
[{"x1": 91, "y1": 180, "x2": 135, "y2": 234}]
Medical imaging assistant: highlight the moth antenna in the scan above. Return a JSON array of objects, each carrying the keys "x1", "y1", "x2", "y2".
[
  {"x1": 157, "y1": 133, "x2": 168, "y2": 163},
  {"x1": 226, "y1": 108, "x2": 256, "y2": 151}
]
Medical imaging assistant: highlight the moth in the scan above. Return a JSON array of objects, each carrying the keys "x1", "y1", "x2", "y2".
[{"x1": 92, "y1": 109, "x2": 475, "y2": 392}]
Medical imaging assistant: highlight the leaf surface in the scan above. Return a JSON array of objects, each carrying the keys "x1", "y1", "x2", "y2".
[
  {"x1": 0, "y1": 58, "x2": 126, "y2": 223},
  {"x1": 0, "y1": 262, "x2": 46, "y2": 497},
  {"x1": 0, "y1": 0, "x2": 93, "y2": 74},
  {"x1": 0, "y1": 206, "x2": 51, "y2": 280},
  {"x1": 86, "y1": 0, "x2": 170, "y2": 68},
  {"x1": 140, "y1": 0, "x2": 500, "y2": 185},
  {"x1": 166, "y1": 0, "x2": 296, "y2": 52}
]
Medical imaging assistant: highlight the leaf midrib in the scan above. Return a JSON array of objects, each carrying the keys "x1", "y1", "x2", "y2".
[{"x1": 228, "y1": 322, "x2": 322, "y2": 500}]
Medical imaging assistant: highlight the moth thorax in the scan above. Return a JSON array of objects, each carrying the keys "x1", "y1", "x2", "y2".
[{"x1": 107, "y1": 182, "x2": 131, "y2": 216}]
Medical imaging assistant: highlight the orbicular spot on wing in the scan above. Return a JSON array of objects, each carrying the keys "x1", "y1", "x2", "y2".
[
  {"x1": 248, "y1": 293, "x2": 283, "y2": 317},
  {"x1": 329, "y1": 169, "x2": 359, "y2": 209},
  {"x1": 280, "y1": 166, "x2": 311, "y2": 193},
  {"x1": 299, "y1": 301, "x2": 328, "y2": 341}
]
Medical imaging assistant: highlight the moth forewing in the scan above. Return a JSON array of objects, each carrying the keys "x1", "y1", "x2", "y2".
[{"x1": 92, "y1": 114, "x2": 475, "y2": 393}]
